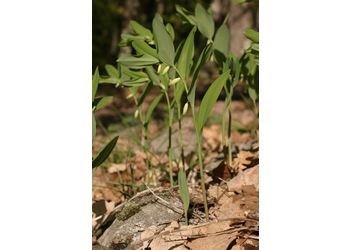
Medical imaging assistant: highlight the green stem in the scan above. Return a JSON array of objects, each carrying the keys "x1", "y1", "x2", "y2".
[
  {"x1": 165, "y1": 92, "x2": 174, "y2": 187},
  {"x1": 191, "y1": 104, "x2": 209, "y2": 222},
  {"x1": 222, "y1": 99, "x2": 228, "y2": 165},
  {"x1": 177, "y1": 103, "x2": 185, "y2": 170},
  {"x1": 139, "y1": 110, "x2": 151, "y2": 185},
  {"x1": 173, "y1": 66, "x2": 188, "y2": 94},
  {"x1": 228, "y1": 98, "x2": 232, "y2": 169}
]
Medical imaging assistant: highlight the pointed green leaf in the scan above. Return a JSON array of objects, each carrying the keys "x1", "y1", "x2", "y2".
[
  {"x1": 213, "y1": 24, "x2": 230, "y2": 68},
  {"x1": 99, "y1": 76, "x2": 120, "y2": 84},
  {"x1": 154, "y1": 13, "x2": 163, "y2": 23},
  {"x1": 195, "y1": 70, "x2": 231, "y2": 133},
  {"x1": 195, "y1": 3, "x2": 215, "y2": 40},
  {"x1": 244, "y1": 29, "x2": 259, "y2": 43},
  {"x1": 144, "y1": 93, "x2": 163, "y2": 126},
  {"x1": 152, "y1": 18, "x2": 175, "y2": 67},
  {"x1": 92, "y1": 136, "x2": 119, "y2": 170},
  {"x1": 178, "y1": 169, "x2": 190, "y2": 213},
  {"x1": 92, "y1": 96, "x2": 113, "y2": 111},
  {"x1": 92, "y1": 67, "x2": 99, "y2": 102},
  {"x1": 166, "y1": 23, "x2": 175, "y2": 41},
  {"x1": 175, "y1": 5, "x2": 197, "y2": 26},
  {"x1": 177, "y1": 26, "x2": 196, "y2": 83},
  {"x1": 121, "y1": 32, "x2": 148, "y2": 42},
  {"x1": 117, "y1": 54, "x2": 159, "y2": 69},
  {"x1": 92, "y1": 112, "x2": 96, "y2": 143},
  {"x1": 130, "y1": 20, "x2": 153, "y2": 40},
  {"x1": 137, "y1": 81, "x2": 153, "y2": 110},
  {"x1": 105, "y1": 64, "x2": 119, "y2": 78},
  {"x1": 132, "y1": 40, "x2": 158, "y2": 59},
  {"x1": 122, "y1": 77, "x2": 150, "y2": 87},
  {"x1": 122, "y1": 69, "x2": 148, "y2": 79},
  {"x1": 188, "y1": 43, "x2": 212, "y2": 105},
  {"x1": 145, "y1": 66, "x2": 160, "y2": 85}
]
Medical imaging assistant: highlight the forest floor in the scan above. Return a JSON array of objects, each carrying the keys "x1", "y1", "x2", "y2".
[{"x1": 92, "y1": 75, "x2": 259, "y2": 250}]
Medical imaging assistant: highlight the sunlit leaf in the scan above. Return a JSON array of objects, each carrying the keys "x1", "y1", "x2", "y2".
[
  {"x1": 188, "y1": 43, "x2": 212, "y2": 105},
  {"x1": 105, "y1": 64, "x2": 119, "y2": 78},
  {"x1": 92, "y1": 96, "x2": 113, "y2": 111},
  {"x1": 195, "y1": 3, "x2": 214, "y2": 40},
  {"x1": 152, "y1": 18, "x2": 175, "y2": 67},
  {"x1": 92, "y1": 67, "x2": 99, "y2": 102},
  {"x1": 177, "y1": 26, "x2": 196, "y2": 84},
  {"x1": 244, "y1": 29, "x2": 259, "y2": 43},
  {"x1": 178, "y1": 169, "x2": 190, "y2": 213},
  {"x1": 92, "y1": 136, "x2": 119, "y2": 170},
  {"x1": 195, "y1": 70, "x2": 231, "y2": 134},
  {"x1": 213, "y1": 24, "x2": 230, "y2": 68}
]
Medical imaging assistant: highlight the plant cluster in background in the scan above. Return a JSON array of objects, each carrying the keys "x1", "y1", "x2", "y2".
[{"x1": 92, "y1": 2, "x2": 259, "y2": 225}]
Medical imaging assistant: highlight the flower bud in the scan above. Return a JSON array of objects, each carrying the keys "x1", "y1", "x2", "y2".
[
  {"x1": 182, "y1": 102, "x2": 189, "y2": 116},
  {"x1": 126, "y1": 93, "x2": 134, "y2": 99},
  {"x1": 159, "y1": 83, "x2": 166, "y2": 91},
  {"x1": 157, "y1": 64, "x2": 162, "y2": 74},
  {"x1": 169, "y1": 77, "x2": 181, "y2": 86},
  {"x1": 162, "y1": 66, "x2": 170, "y2": 75},
  {"x1": 134, "y1": 109, "x2": 139, "y2": 119}
]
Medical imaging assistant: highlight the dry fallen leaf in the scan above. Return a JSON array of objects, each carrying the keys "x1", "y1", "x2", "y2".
[
  {"x1": 184, "y1": 233, "x2": 237, "y2": 250},
  {"x1": 232, "y1": 150, "x2": 254, "y2": 173},
  {"x1": 227, "y1": 165, "x2": 259, "y2": 194}
]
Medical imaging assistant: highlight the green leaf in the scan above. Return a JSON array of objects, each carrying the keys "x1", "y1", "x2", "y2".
[
  {"x1": 92, "y1": 136, "x2": 119, "y2": 170},
  {"x1": 132, "y1": 40, "x2": 158, "y2": 59},
  {"x1": 145, "y1": 66, "x2": 160, "y2": 85},
  {"x1": 177, "y1": 26, "x2": 196, "y2": 84},
  {"x1": 169, "y1": 148, "x2": 177, "y2": 161},
  {"x1": 117, "y1": 54, "x2": 159, "y2": 69},
  {"x1": 92, "y1": 67, "x2": 99, "y2": 102},
  {"x1": 188, "y1": 43, "x2": 212, "y2": 105},
  {"x1": 152, "y1": 18, "x2": 175, "y2": 67},
  {"x1": 137, "y1": 81, "x2": 153, "y2": 109},
  {"x1": 244, "y1": 29, "x2": 259, "y2": 43},
  {"x1": 92, "y1": 112, "x2": 96, "y2": 143},
  {"x1": 195, "y1": 70, "x2": 231, "y2": 133},
  {"x1": 144, "y1": 93, "x2": 163, "y2": 126},
  {"x1": 154, "y1": 13, "x2": 163, "y2": 23},
  {"x1": 213, "y1": 24, "x2": 230, "y2": 68},
  {"x1": 122, "y1": 77, "x2": 150, "y2": 87},
  {"x1": 195, "y1": 3, "x2": 215, "y2": 40},
  {"x1": 175, "y1": 5, "x2": 197, "y2": 26},
  {"x1": 122, "y1": 69, "x2": 149, "y2": 79},
  {"x1": 130, "y1": 20, "x2": 153, "y2": 40},
  {"x1": 178, "y1": 169, "x2": 190, "y2": 213},
  {"x1": 105, "y1": 64, "x2": 119, "y2": 78},
  {"x1": 166, "y1": 23, "x2": 175, "y2": 41},
  {"x1": 121, "y1": 32, "x2": 148, "y2": 42},
  {"x1": 92, "y1": 96, "x2": 113, "y2": 111},
  {"x1": 99, "y1": 76, "x2": 120, "y2": 84},
  {"x1": 234, "y1": 0, "x2": 254, "y2": 4}
]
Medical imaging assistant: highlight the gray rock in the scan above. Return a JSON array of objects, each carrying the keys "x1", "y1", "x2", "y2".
[{"x1": 97, "y1": 188, "x2": 184, "y2": 250}]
